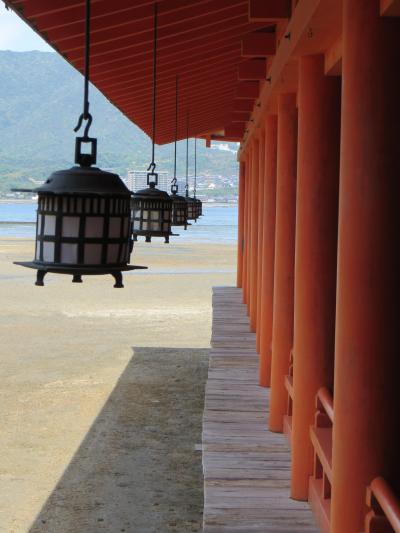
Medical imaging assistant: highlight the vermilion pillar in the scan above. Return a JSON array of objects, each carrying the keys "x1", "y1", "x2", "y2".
[
  {"x1": 237, "y1": 161, "x2": 245, "y2": 288},
  {"x1": 249, "y1": 139, "x2": 260, "y2": 330},
  {"x1": 259, "y1": 115, "x2": 278, "y2": 387},
  {"x1": 269, "y1": 94, "x2": 297, "y2": 432},
  {"x1": 331, "y1": 2, "x2": 400, "y2": 531},
  {"x1": 243, "y1": 150, "x2": 251, "y2": 305},
  {"x1": 290, "y1": 55, "x2": 341, "y2": 500},
  {"x1": 256, "y1": 131, "x2": 265, "y2": 352}
]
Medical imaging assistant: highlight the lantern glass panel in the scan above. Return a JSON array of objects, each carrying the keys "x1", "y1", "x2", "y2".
[
  {"x1": 44, "y1": 215, "x2": 56, "y2": 236},
  {"x1": 123, "y1": 218, "x2": 129, "y2": 236},
  {"x1": 107, "y1": 244, "x2": 120, "y2": 263},
  {"x1": 43, "y1": 242, "x2": 55, "y2": 262},
  {"x1": 61, "y1": 243, "x2": 78, "y2": 264},
  {"x1": 84, "y1": 243, "x2": 102, "y2": 264},
  {"x1": 109, "y1": 217, "x2": 121, "y2": 238},
  {"x1": 62, "y1": 216, "x2": 80, "y2": 238},
  {"x1": 85, "y1": 217, "x2": 104, "y2": 238},
  {"x1": 149, "y1": 221, "x2": 159, "y2": 231}
]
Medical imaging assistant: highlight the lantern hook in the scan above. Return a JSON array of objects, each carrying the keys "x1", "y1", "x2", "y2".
[
  {"x1": 147, "y1": 161, "x2": 158, "y2": 187},
  {"x1": 171, "y1": 176, "x2": 178, "y2": 194},
  {"x1": 74, "y1": 111, "x2": 93, "y2": 139},
  {"x1": 73, "y1": 0, "x2": 94, "y2": 140}
]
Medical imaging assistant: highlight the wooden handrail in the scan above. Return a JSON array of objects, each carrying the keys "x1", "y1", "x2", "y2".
[
  {"x1": 316, "y1": 387, "x2": 334, "y2": 423},
  {"x1": 369, "y1": 477, "x2": 400, "y2": 533}
]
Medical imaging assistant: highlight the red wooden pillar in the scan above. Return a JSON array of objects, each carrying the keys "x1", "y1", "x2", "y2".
[
  {"x1": 269, "y1": 94, "x2": 297, "y2": 431},
  {"x1": 290, "y1": 55, "x2": 341, "y2": 500},
  {"x1": 331, "y1": 2, "x2": 400, "y2": 531},
  {"x1": 256, "y1": 130, "x2": 265, "y2": 352},
  {"x1": 243, "y1": 149, "x2": 252, "y2": 306},
  {"x1": 259, "y1": 115, "x2": 278, "y2": 387},
  {"x1": 237, "y1": 161, "x2": 245, "y2": 288},
  {"x1": 249, "y1": 139, "x2": 260, "y2": 331}
]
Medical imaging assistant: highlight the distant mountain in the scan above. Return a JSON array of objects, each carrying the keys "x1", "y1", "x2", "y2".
[{"x1": 0, "y1": 51, "x2": 238, "y2": 193}]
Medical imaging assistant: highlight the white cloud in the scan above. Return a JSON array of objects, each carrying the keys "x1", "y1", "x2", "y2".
[{"x1": 0, "y1": 5, "x2": 53, "y2": 52}]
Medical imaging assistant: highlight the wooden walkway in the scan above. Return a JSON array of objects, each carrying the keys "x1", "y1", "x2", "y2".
[{"x1": 202, "y1": 286, "x2": 318, "y2": 532}]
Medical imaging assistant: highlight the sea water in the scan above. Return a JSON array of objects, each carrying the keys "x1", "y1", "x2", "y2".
[{"x1": 0, "y1": 203, "x2": 238, "y2": 244}]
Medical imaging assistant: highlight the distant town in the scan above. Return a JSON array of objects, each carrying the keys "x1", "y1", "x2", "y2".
[{"x1": 2, "y1": 169, "x2": 239, "y2": 204}]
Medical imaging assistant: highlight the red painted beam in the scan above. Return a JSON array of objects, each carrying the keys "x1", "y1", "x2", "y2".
[
  {"x1": 231, "y1": 111, "x2": 251, "y2": 123},
  {"x1": 234, "y1": 99, "x2": 255, "y2": 112},
  {"x1": 248, "y1": 0, "x2": 291, "y2": 22},
  {"x1": 225, "y1": 124, "x2": 246, "y2": 137},
  {"x1": 242, "y1": 31, "x2": 276, "y2": 57},
  {"x1": 236, "y1": 81, "x2": 260, "y2": 99},
  {"x1": 238, "y1": 59, "x2": 267, "y2": 80}
]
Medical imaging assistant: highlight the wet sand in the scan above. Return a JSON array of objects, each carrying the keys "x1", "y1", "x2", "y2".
[{"x1": 0, "y1": 238, "x2": 236, "y2": 533}]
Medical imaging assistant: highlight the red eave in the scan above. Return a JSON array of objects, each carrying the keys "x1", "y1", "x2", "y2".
[{"x1": 7, "y1": 0, "x2": 268, "y2": 144}]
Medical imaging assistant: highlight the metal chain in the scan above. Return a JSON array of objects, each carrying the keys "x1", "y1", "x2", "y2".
[
  {"x1": 185, "y1": 111, "x2": 189, "y2": 196},
  {"x1": 173, "y1": 75, "x2": 178, "y2": 180},
  {"x1": 74, "y1": 0, "x2": 93, "y2": 139},
  {"x1": 148, "y1": 1, "x2": 158, "y2": 172},
  {"x1": 194, "y1": 137, "x2": 197, "y2": 198}
]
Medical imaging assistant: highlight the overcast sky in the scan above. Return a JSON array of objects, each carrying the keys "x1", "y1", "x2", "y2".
[{"x1": 0, "y1": 4, "x2": 53, "y2": 52}]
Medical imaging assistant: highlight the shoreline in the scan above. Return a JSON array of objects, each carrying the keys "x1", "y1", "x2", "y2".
[{"x1": 0, "y1": 198, "x2": 237, "y2": 207}]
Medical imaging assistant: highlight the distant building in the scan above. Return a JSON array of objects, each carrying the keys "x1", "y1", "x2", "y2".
[
  {"x1": 125, "y1": 171, "x2": 190, "y2": 194},
  {"x1": 126, "y1": 170, "x2": 171, "y2": 192}
]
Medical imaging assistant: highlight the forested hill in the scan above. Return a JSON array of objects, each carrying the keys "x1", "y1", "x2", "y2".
[{"x1": 0, "y1": 50, "x2": 238, "y2": 192}]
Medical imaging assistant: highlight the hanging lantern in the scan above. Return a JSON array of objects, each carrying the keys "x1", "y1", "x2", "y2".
[
  {"x1": 184, "y1": 116, "x2": 200, "y2": 223},
  {"x1": 170, "y1": 178, "x2": 188, "y2": 229},
  {"x1": 131, "y1": 2, "x2": 173, "y2": 243},
  {"x1": 14, "y1": 0, "x2": 146, "y2": 287},
  {"x1": 131, "y1": 167, "x2": 173, "y2": 243},
  {"x1": 169, "y1": 75, "x2": 188, "y2": 230},
  {"x1": 193, "y1": 137, "x2": 203, "y2": 219}
]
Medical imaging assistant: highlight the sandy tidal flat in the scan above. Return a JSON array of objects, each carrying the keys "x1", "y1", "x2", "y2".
[{"x1": 0, "y1": 237, "x2": 236, "y2": 533}]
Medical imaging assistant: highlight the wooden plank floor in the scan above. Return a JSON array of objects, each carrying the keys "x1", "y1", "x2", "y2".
[{"x1": 202, "y1": 286, "x2": 319, "y2": 532}]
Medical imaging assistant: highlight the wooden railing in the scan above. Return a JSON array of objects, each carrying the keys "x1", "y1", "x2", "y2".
[
  {"x1": 309, "y1": 387, "x2": 334, "y2": 533},
  {"x1": 283, "y1": 348, "x2": 294, "y2": 443},
  {"x1": 365, "y1": 477, "x2": 400, "y2": 533}
]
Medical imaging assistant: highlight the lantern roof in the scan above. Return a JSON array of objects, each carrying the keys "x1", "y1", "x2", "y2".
[
  {"x1": 133, "y1": 184, "x2": 172, "y2": 201},
  {"x1": 170, "y1": 190, "x2": 186, "y2": 202},
  {"x1": 36, "y1": 165, "x2": 131, "y2": 196}
]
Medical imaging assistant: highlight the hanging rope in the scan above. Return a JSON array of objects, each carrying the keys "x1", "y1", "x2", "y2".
[
  {"x1": 147, "y1": 2, "x2": 158, "y2": 184},
  {"x1": 171, "y1": 74, "x2": 179, "y2": 194},
  {"x1": 185, "y1": 111, "x2": 189, "y2": 196},
  {"x1": 174, "y1": 75, "x2": 178, "y2": 180},
  {"x1": 74, "y1": 0, "x2": 93, "y2": 139},
  {"x1": 194, "y1": 137, "x2": 197, "y2": 198}
]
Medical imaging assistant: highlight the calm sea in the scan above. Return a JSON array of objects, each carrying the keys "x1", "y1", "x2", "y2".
[{"x1": 0, "y1": 203, "x2": 238, "y2": 244}]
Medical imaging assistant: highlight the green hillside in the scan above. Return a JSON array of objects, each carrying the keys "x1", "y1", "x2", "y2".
[{"x1": 0, "y1": 51, "x2": 238, "y2": 192}]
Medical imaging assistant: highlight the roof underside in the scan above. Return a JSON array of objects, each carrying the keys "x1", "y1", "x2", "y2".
[{"x1": 7, "y1": 0, "x2": 271, "y2": 144}]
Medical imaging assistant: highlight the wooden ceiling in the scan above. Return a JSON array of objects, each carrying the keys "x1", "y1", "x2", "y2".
[{"x1": 6, "y1": 0, "x2": 289, "y2": 143}]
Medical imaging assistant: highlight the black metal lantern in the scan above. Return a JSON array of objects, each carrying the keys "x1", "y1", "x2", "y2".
[
  {"x1": 169, "y1": 75, "x2": 188, "y2": 230},
  {"x1": 14, "y1": 0, "x2": 146, "y2": 287},
  {"x1": 194, "y1": 196, "x2": 203, "y2": 218},
  {"x1": 131, "y1": 168, "x2": 173, "y2": 243},
  {"x1": 170, "y1": 178, "x2": 188, "y2": 229},
  {"x1": 131, "y1": 2, "x2": 173, "y2": 243},
  {"x1": 15, "y1": 140, "x2": 144, "y2": 287},
  {"x1": 184, "y1": 119, "x2": 200, "y2": 223},
  {"x1": 193, "y1": 138, "x2": 203, "y2": 219}
]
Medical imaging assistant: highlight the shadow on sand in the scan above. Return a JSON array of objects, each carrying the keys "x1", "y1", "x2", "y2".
[{"x1": 28, "y1": 347, "x2": 208, "y2": 533}]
